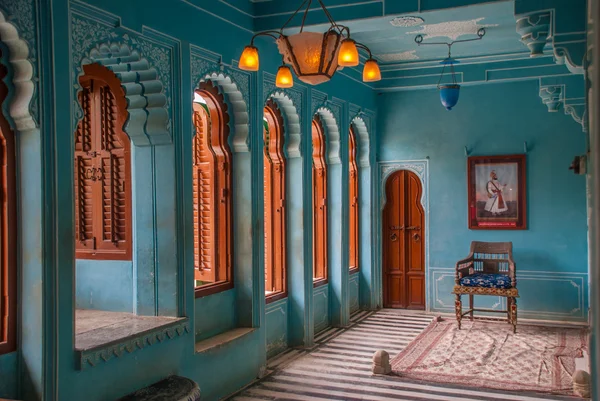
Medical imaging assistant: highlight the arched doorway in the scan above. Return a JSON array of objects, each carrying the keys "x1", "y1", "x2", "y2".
[{"x1": 382, "y1": 169, "x2": 425, "y2": 309}]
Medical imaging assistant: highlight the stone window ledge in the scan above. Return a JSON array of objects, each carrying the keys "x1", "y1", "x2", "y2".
[
  {"x1": 195, "y1": 327, "x2": 255, "y2": 354},
  {"x1": 75, "y1": 310, "x2": 189, "y2": 370}
]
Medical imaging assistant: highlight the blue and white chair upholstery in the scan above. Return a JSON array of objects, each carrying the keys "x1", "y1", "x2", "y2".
[{"x1": 452, "y1": 241, "x2": 518, "y2": 333}]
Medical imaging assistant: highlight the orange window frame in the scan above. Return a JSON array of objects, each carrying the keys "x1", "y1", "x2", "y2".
[
  {"x1": 312, "y1": 117, "x2": 328, "y2": 287},
  {"x1": 349, "y1": 126, "x2": 359, "y2": 273},
  {"x1": 74, "y1": 63, "x2": 132, "y2": 261},
  {"x1": 264, "y1": 100, "x2": 287, "y2": 303},
  {"x1": 194, "y1": 81, "x2": 234, "y2": 298},
  {"x1": 0, "y1": 58, "x2": 16, "y2": 355}
]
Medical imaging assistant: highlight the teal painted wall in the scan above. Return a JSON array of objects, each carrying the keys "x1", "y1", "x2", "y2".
[
  {"x1": 0, "y1": 352, "x2": 17, "y2": 399},
  {"x1": 0, "y1": 0, "x2": 376, "y2": 399},
  {"x1": 265, "y1": 298, "x2": 288, "y2": 359},
  {"x1": 349, "y1": 271, "x2": 360, "y2": 314},
  {"x1": 314, "y1": 284, "x2": 331, "y2": 334},
  {"x1": 377, "y1": 80, "x2": 589, "y2": 322},
  {"x1": 76, "y1": 260, "x2": 133, "y2": 312}
]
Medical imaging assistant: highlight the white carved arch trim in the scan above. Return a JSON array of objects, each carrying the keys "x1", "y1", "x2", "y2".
[
  {"x1": 269, "y1": 92, "x2": 300, "y2": 159},
  {"x1": 77, "y1": 42, "x2": 170, "y2": 147},
  {"x1": 201, "y1": 72, "x2": 249, "y2": 153},
  {"x1": 350, "y1": 116, "x2": 370, "y2": 168},
  {"x1": 315, "y1": 107, "x2": 340, "y2": 165},
  {"x1": 0, "y1": 10, "x2": 35, "y2": 132}
]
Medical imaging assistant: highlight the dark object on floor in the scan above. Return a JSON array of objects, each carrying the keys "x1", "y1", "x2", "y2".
[
  {"x1": 118, "y1": 376, "x2": 201, "y2": 401},
  {"x1": 452, "y1": 241, "x2": 519, "y2": 333}
]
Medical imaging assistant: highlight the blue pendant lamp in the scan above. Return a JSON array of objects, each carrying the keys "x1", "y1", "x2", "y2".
[{"x1": 415, "y1": 28, "x2": 486, "y2": 111}]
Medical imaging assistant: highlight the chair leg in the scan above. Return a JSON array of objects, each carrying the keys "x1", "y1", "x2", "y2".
[
  {"x1": 510, "y1": 297, "x2": 517, "y2": 333},
  {"x1": 455, "y1": 294, "x2": 462, "y2": 330},
  {"x1": 469, "y1": 294, "x2": 474, "y2": 321},
  {"x1": 506, "y1": 297, "x2": 512, "y2": 324}
]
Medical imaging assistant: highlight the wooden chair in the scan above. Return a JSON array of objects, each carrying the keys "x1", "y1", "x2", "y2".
[{"x1": 452, "y1": 241, "x2": 519, "y2": 333}]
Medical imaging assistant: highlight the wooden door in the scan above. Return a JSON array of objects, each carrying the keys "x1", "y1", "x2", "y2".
[{"x1": 382, "y1": 170, "x2": 425, "y2": 309}]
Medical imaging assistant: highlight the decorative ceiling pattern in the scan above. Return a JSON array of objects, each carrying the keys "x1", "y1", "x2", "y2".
[
  {"x1": 375, "y1": 50, "x2": 419, "y2": 62},
  {"x1": 407, "y1": 18, "x2": 499, "y2": 41},
  {"x1": 389, "y1": 16, "x2": 424, "y2": 27}
]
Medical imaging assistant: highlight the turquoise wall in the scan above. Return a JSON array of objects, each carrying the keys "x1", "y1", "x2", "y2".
[
  {"x1": 377, "y1": 80, "x2": 589, "y2": 322},
  {"x1": 0, "y1": 0, "x2": 376, "y2": 400}
]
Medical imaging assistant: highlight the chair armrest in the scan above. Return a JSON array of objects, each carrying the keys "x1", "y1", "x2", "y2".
[
  {"x1": 455, "y1": 253, "x2": 474, "y2": 284},
  {"x1": 508, "y1": 261, "x2": 517, "y2": 287}
]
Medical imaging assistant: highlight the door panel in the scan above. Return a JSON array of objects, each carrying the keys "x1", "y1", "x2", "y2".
[{"x1": 383, "y1": 170, "x2": 425, "y2": 309}]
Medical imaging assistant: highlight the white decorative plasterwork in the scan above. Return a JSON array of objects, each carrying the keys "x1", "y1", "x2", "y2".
[
  {"x1": 376, "y1": 50, "x2": 419, "y2": 63},
  {"x1": 71, "y1": 14, "x2": 173, "y2": 146},
  {"x1": 350, "y1": 116, "x2": 370, "y2": 167},
  {"x1": 390, "y1": 16, "x2": 424, "y2": 27},
  {"x1": 269, "y1": 91, "x2": 302, "y2": 159},
  {"x1": 315, "y1": 107, "x2": 340, "y2": 165},
  {"x1": 407, "y1": 18, "x2": 498, "y2": 41},
  {"x1": 0, "y1": 5, "x2": 37, "y2": 130}
]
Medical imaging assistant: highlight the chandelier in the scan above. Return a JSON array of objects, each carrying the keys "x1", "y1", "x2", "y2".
[
  {"x1": 238, "y1": 0, "x2": 381, "y2": 88},
  {"x1": 414, "y1": 28, "x2": 486, "y2": 110}
]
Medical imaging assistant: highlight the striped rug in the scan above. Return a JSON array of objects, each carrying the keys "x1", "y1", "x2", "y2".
[{"x1": 231, "y1": 310, "x2": 579, "y2": 401}]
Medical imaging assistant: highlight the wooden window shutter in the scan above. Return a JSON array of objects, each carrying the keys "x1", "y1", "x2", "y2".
[
  {"x1": 75, "y1": 65, "x2": 132, "y2": 260},
  {"x1": 194, "y1": 81, "x2": 234, "y2": 297},
  {"x1": 349, "y1": 127, "x2": 359, "y2": 272},
  {"x1": 264, "y1": 101, "x2": 287, "y2": 301},
  {"x1": 0, "y1": 57, "x2": 17, "y2": 354},
  {"x1": 192, "y1": 104, "x2": 216, "y2": 283},
  {"x1": 312, "y1": 117, "x2": 328, "y2": 284}
]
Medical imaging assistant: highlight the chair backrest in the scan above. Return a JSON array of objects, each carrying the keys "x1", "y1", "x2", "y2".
[{"x1": 470, "y1": 241, "x2": 513, "y2": 275}]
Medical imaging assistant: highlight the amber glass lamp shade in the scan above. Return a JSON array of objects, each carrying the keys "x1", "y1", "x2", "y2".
[
  {"x1": 338, "y1": 39, "x2": 359, "y2": 67},
  {"x1": 276, "y1": 65, "x2": 294, "y2": 88},
  {"x1": 363, "y1": 59, "x2": 381, "y2": 82},
  {"x1": 239, "y1": 45, "x2": 259, "y2": 71}
]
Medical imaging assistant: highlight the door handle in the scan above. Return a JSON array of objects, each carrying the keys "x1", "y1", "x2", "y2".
[
  {"x1": 406, "y1": 226, "x2": 421, "y2": 231},
  {"x1": 413, "y1": 233, "x2": 420, "y2": 242},
  {"x1": 389, "y1": 225, "x2": 404, "y2": 230},
  {"x1": 390, "y1": 233, "x2": 398, "y2": 241}
]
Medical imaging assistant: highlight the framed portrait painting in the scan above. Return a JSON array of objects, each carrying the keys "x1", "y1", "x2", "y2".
[{"x1": 467, "y1": 154, "x2": 527, "y2": 230}]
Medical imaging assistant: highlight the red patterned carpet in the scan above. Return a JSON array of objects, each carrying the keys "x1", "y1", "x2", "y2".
[{"x1": 391, "y1": 319, "x2": 588, "y2": 396}]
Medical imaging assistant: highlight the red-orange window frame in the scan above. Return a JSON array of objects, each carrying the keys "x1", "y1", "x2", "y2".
[
  {"x1": 193, "y1": 81, "x2": 234, "y2": 298},
  {"x1": 312, "y1": 117, "x2": 328, "y2": 287},
  {"x1": 264, "y1": 100, "x2": 287, "y2": 303},
  {"x1": 74, "y1": 63, "x2": 133, "y2": 261},
  {"x1": 0, "y1": 57, "x2": 17, "y2": 355},
  {"x1": 349, "y1": 126, "x2": 359, "y2": 273}
]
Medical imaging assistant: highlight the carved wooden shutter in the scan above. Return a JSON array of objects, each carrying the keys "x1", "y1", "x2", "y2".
[
  {"x1": 349, "y1": 127, "x2": 359, "y2": 271},
  {"x1": 264, "y1": 103, "x2": 287, "y2": 297},
  {"x1": 75, "y1": 76, "x2": 131, "y2": 260},
  {"x1": 312, "y1": 118, "x2": 328, "y2": 282},
  {"x1": 193, "y1": 104, "x2": 216, "y2": 283}
]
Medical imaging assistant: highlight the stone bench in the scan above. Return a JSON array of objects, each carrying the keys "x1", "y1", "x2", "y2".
[{"x1": 118, "y1": 376, "x2": 200, "y2": 401}]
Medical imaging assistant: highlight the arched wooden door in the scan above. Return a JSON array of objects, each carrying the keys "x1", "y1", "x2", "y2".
[{"x1": 382, "y1": 170, "x2": 425, "y2": 309}]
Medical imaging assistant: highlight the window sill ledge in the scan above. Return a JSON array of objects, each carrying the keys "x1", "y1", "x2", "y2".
[
  {"x1": 76, "y1": 315, "x2": 189, "y2": 370},
  {"x1": 195, "y1": 327, "x2": 255, "y2": 354}
]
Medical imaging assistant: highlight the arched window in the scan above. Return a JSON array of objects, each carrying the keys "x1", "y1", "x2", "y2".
[
  {"x1": 349, "y1": 126, "x2": 359, "y2": 272},
  {"x1": 193, "y1": 81, "x2": 233, "y2": 297},
  {"x1": 264, "y1": 100, "x2": 286, "y2": 302},
  {"x1": 0, "y1": 57, "x2": 16, "y2": 354},
  {"x1": 74, "y1": 64, "x2": 132, "y2": 260},
  {"x1": 312, "y1": 116, "x2": 328, "y2": 285}
]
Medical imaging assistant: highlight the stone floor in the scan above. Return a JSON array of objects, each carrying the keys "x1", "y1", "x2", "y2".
[
  {"x1": 75, "y1": 309, "x2": 183, "y2": 351},
  {"x1": 231, "y1": 310, "x2": 581, "y2": 401}
]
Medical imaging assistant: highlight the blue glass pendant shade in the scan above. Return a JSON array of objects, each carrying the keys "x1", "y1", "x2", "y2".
[{"x1": 439, "y1": 84, "x2": 460, "y2": 110}]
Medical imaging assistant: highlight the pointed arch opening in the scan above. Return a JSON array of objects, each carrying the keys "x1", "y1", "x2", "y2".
[
  {"x1": 312, "y1": 116, "x2": 328, "y2": 287},
  {"x1": 349, "y1": 126, "x2": 359, "y2": 273},
  {"x1": 74, "y1": 63, "x2": 132, "y2": 261},
  {"x1": 193, "y1": 80, "x2": 234, "y2": 298},
  {"x1": 264, "y1": 99, "x2": 287, "y2": 303},
  {"x1": 0, "y1": 55, "x2": 17, "y2": 355}
]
